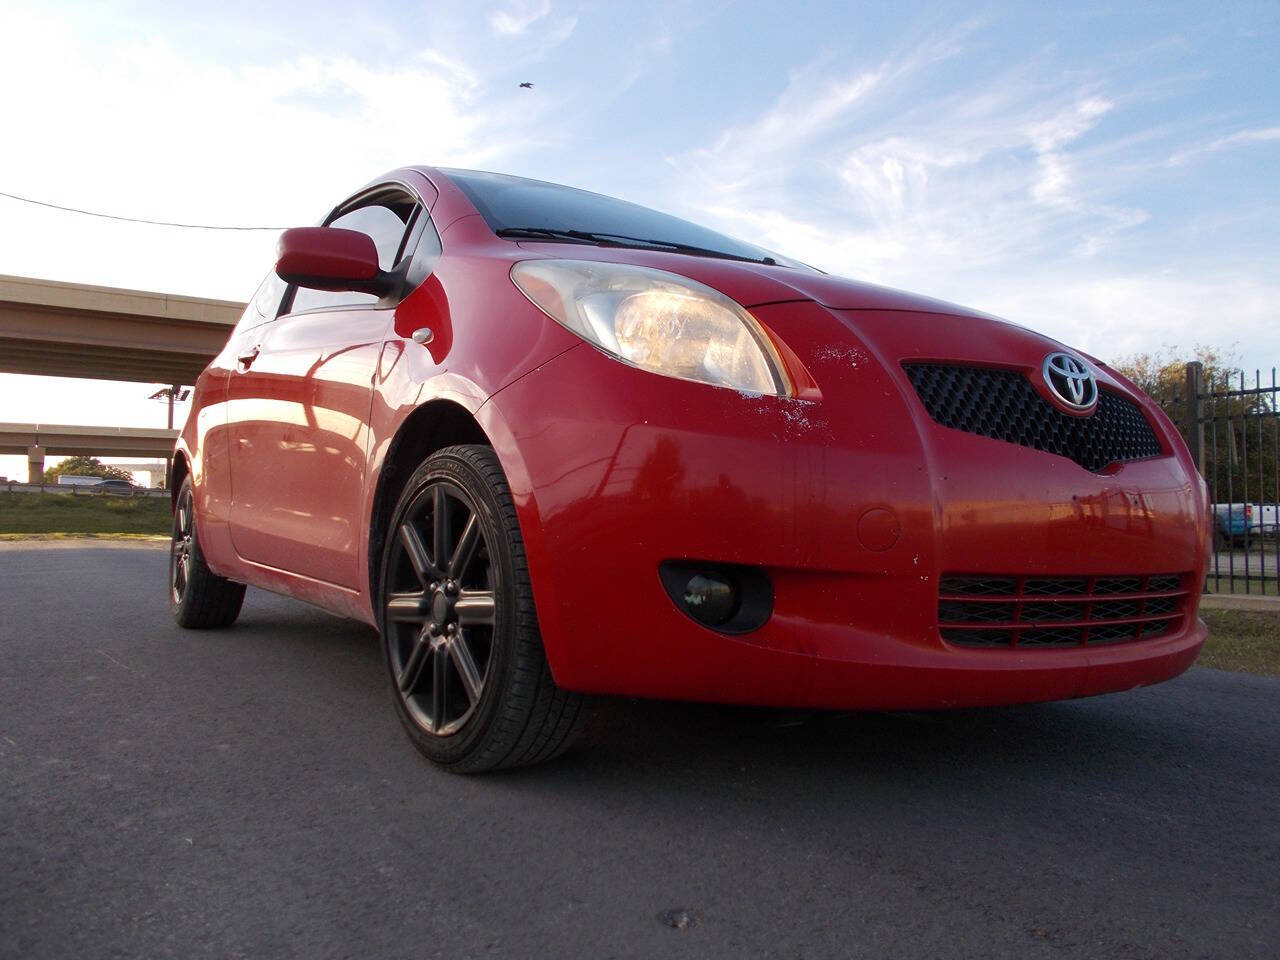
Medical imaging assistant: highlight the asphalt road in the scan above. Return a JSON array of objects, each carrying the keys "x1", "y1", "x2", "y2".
[{"x1": 2, "y1": 543, "x2": 1277, "y2": 960}]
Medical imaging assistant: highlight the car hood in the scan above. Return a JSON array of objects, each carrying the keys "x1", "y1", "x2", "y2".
[
  {"x1": 513, "y1": 240, "x2": 995, "y2": 319},
  {"x1": 503, "y1": 242, "x2": 1133, "y2": 392},
  {"x1": 729, "y1": 264, "x2": 993, "y2": 320}
]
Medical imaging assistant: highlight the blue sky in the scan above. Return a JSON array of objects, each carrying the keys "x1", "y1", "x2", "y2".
[{"x1": 0, "y1": 0, "x2": 1277, "y2": 477}]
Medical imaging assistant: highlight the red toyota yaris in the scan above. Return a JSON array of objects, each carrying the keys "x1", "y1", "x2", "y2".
[{"x1": 170, "y1": 166, "x2": 1210, "y2": 771}]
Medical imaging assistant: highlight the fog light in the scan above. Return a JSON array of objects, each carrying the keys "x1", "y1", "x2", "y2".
[
  {"x1": 682, "y1": 574, "x2": 738, "y2": 626},
  {"x1": 659, "y1": 560, "x2": 773, "y2": 635}
]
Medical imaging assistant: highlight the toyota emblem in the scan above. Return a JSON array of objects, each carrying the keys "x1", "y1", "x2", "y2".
[{"x1": 1042, "y1": 352, "x2": 1098, "y2": 412}]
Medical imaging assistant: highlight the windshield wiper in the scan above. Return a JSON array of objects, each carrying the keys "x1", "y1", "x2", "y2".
[
  {"x1": 495, "y1": 227, "x2": 599, "y2": 244},
  {"x1": 495, "y1": 227, "x2": 776, "y2": 265}
]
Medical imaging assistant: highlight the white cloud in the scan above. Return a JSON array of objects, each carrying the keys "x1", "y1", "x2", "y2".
[
  {"x1": 489, "y1": 0, "x2": 552, "y2": 36},
  {"x1": 675, "y1": 25, "x2": 979, "y2": 202},
  {"x1": 672, "y1": 64, "x2": 1135, "y2": 278},
  {"x1": 969, "y1": 269, "x2": 1280, "y2": 371},
  {"x1": 545, "y1": 15, "x2": 578, "y2": 45},
  {"x1": 661, "y1": 34, "x2": 1276, "y2": 365},
  {"x1": 1028, "y1": 96, "x2": 1114, "y2": 153},
  {"x1": 1166, "y1": 125, "x2": 1280, "y2": 166},
  {"x1": 0, "y1": 7, "x2": 539, "y2": 299},
  {"x1": 1028, "y1": 98, "x2": 1113, "y2": 208}
]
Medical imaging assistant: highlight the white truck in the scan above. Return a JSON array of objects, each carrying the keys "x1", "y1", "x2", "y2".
[{"x1": 1251, "y1": 503, "x2": 1278, "y2": 535}]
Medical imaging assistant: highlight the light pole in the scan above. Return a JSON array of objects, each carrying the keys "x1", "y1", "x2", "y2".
[{"x1": 149, "y1": 385, "x2": 190, "y2": 489}]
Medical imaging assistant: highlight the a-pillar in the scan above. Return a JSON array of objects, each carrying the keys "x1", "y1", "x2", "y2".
[{"x1": 27, "y1": 444, "x2": 45, "y2": 484}]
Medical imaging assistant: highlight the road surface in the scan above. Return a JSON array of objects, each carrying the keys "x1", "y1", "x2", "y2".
[{"x1": 1, "y1": 543, "x2": 1276, "y2": 958}]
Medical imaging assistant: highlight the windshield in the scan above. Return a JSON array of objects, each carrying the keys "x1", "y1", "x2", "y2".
[{"x1": 441, "y1": 168, "x2": 808, "y2": 269}]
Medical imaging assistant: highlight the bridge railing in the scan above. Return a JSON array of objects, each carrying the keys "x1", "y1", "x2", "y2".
[{"x1": 2, "y1": 481, "x2": 167, "y2": 498}]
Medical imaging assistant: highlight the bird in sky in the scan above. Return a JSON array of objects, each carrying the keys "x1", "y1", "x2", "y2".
[{"x1": 519, "y1": 82, "x2": 534, "y2": 89}]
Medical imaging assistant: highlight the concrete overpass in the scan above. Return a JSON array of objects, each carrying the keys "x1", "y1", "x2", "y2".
[
  {"x1": 0, "y1": 423, "x2": 179, "y2": 483},
  {"x1": 0, "y1": 273, "x2": 243, "y2": 384},
  {"x1": 0, "y1": 273, "x2": 244, "y2": 483}
]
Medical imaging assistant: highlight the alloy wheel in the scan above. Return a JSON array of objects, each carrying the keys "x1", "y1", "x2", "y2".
[
  {"x1": 384, "y1": 481, "x2": 498, "y2": 736},
  {"x1": 170, "y1": 488, "x2": 194, "y2": 604}
]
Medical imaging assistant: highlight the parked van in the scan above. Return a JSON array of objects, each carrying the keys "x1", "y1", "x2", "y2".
[{"x1": 1212, "y1": 503, "x2": 1252, "y2": 545}]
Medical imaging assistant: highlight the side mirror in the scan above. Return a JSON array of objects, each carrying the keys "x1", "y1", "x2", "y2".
[{"x1": 275, "y1": 227, "x2": 393, "y2": 296}]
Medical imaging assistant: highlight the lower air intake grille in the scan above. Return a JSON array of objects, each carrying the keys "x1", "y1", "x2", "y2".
[
  {"x1": 938, "y1": 573, "x2": 1191, "y2": 648},
  {"x1": 902, "y1": 363, "x2": 1163, "y2": 472}
]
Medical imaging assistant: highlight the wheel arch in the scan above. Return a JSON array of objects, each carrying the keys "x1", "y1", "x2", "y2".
[
  {"x1": 169, "y1": 448, "x2": 191, "y2": 509},
  {"x1": 365, "y1": 395, "x2": 570, "y2": 686},
  {"x1": 366, "y1": 399, "x2": 491, "y2": 602}
]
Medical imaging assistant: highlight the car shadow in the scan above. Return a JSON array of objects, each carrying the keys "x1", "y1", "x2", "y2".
[
  {"x1": 554, "y1": 693, "x2": 1195, "y2": 782},
  {"x1": 233, "y1": 599, "x2": 384, "y2": 664},
  {"x1": 497, "y1": 685, "x2": 1236, "y2": 825},
  {"x1": 228, "y1": 589, "x2": 1245, "y2": 807}
]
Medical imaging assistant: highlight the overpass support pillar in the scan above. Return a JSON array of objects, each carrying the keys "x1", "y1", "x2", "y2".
[{"x1": 27, "y1": 444, "x2": 45, "y2": 484}]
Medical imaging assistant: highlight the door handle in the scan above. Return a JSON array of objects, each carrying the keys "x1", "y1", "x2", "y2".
[{"x1": 236, "y1": 345, "x2": 261, "y2": 369}]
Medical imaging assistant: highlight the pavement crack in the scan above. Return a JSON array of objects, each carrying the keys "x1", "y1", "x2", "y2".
[{"x1": 97, "y1": 649, "x2": 142, "y2": 676}]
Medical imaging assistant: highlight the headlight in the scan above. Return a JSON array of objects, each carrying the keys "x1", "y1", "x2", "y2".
[{"x1": 510, "y1": 259, "x2": 789, "y2": 396}]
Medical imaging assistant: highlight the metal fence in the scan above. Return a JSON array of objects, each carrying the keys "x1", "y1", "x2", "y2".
[
  {"x1": 1154, "y1": 364, "x2": 1279, "y2": 596},
  {"x1": 1, "y1": 481, "x2": 167, "y2": 498}
]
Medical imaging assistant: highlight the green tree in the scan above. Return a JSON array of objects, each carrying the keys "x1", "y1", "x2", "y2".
[
  {"x1": 1111, "y1": 345, "x2": 1278, "y2": 510},
  {"x1": 1110, "y1": 344, "x2": 1239, "y2": 414},
  {"x1": 43, "y1": 456, "x2": 135, "y2": 484}
]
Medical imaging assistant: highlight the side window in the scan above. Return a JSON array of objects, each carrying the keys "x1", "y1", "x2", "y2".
[
  {"x1": 287, "y1": 194, "x2": 418, "y2": 314},
  {"x1": 251, "y1": 272, "x2": 287, "y2": 322},
  {"x1": 232, "y1": 271, "x2": 287, "y2": 335}
]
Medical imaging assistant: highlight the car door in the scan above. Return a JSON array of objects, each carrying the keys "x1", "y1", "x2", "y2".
[
  {"x1": 205, "y1": 271, "x2": 288, "y2": 527},
  {"x1": 226, "y1": 188, "x2": 423, "y2": 589}
]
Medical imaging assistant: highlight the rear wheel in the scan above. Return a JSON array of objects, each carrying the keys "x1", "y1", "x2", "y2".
[
  {"x1": 169, "y1": 477, "x2": 245, "y2": 629},
  {"x1": 378, "y1": 444, "x2": 584, "y2": 773}
]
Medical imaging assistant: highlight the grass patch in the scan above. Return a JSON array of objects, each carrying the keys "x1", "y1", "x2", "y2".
[
  {"x1": 1205, "y1": 576, "x2": 1279, "y2": 597},
  {"x1": 1200, "y1": 608, "x2": 1280, "y2": 677},
  {"x1": 0, "y1": 492, "x2": 171, "y2": 535},
  {"x1": 0, "y1": 532, "x2": 168, "y2": 542}
]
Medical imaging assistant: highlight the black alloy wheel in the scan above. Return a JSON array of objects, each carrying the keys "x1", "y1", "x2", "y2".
[
  {"x1": 169, "y1": 477, "x2": 245, "y2": 629},
  {"x1": 384, "y1": 479, "x2": 497, "y2": 736},
  {"x1": 379, "y1": 445, "x2": 584, "y2": 772},
  {"x1": 171, "y1": 487, "x2": 195, "y2": 606}
]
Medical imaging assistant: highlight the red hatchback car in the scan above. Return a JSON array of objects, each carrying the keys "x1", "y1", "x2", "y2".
[{"x1": 170, "y1": 167, "x2": 1210, "y2": 771}]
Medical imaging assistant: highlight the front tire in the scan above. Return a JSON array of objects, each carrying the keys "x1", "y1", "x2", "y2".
[
  {"x1": 378, "y1": 445, "x2": 585, "y2": 773},
  {"x1": 169, "y1": 477, "x2": 245, "y2": 629}
]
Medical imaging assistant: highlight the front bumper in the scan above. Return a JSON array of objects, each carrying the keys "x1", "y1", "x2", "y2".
[{"x1": 480, "y1": 306, "x2": 1208, "y2": 710}]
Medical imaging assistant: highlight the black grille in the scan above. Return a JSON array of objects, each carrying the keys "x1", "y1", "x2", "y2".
[
  {"x1": 1021, "y1": 601, "x2": 1085, "y2": 622},
  {"x1": 940, "y1": 576, "x2": 1020, "y2": 597},
  {"x1": 902, "y1": 363, "x2": 1163, "y2": 472},
  {"x1": 938, "y1": 573, "x2": 1191, "y2": 649},
  {"x1": 1094, "y1": 576, "x2": 1145, "y2": 595}
]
